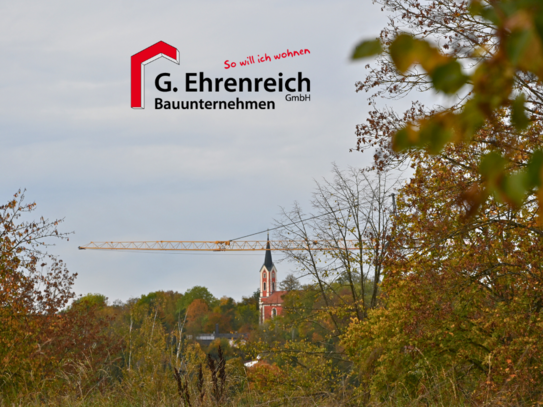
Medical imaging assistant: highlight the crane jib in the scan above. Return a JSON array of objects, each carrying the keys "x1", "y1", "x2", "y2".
[{"x1": 78, "y1": 240, "x2": 361, "y2": 251}]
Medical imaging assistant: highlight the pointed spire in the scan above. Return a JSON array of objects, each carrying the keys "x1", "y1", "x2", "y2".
[{"x1": 264, "y1": 231, "x2": 273, "y2": 270}]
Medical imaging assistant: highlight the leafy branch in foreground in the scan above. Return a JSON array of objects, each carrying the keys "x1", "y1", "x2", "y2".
[{"x1": 352, "y1": 0, "x2": 543, "y2": 218}]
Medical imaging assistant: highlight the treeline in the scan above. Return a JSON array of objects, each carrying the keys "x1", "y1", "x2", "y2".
[
  {"x1": 74, "y1": 275, "x2": 357, "y2": 355},
  {"x1": 76, "y1": 286, "x2": 261, "y2": 338}
]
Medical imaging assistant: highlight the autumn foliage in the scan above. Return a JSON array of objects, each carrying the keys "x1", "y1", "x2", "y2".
[
  {"x1": 343, "y1": 136, "x2": 543, "y2": 402},
  {"x1": 345, "y1": 0, "x2": 543, "y2": 404},
  {"x1": 0, "y1": 192, "x2": 116, "y2": 397}
]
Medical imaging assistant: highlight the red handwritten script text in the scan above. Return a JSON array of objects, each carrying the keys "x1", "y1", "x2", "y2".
[{"x1": 224, "y1": 48, "x2": 310, "y2": 69}]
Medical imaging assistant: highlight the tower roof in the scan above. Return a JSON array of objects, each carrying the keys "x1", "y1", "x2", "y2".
[{"x1": 263, "y1": 233, "x2": 274, "y2": 270}]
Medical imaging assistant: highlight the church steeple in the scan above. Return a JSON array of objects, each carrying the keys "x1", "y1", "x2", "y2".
[
  {"x1": 259, "y1": 233, "x2": 277, "y2": 299},
  {"x1": 263, "y1": 232, "x2": 273, "y2": 270}
]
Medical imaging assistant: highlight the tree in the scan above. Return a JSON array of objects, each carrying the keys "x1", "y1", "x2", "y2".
[
  {"x1": 279, "y1": 274, "x2": 301, "y2": 291},
  {"x1": 352, "y1": 0, "x2": 543, "y2": 218},
  {"x1": 344, "y1": 0, "x2": 543, "y2": 401},
  {"x1": 0, "y1": 191, "x2": 114, "y2": 395},
  {"x1": 73, "y1": 293, "x2": 108, "y2": 309},
  {"x1": 177, "y1": 286, "x2": 218, "y2": 316},
  {"x1": 235, "y1": 291, "x2": 259, "y2": 332},
  {"x1": 343, "y1": 131, "x2": 543, "y2": 400},
  {"x1": 185, "y1": 299, "x2": 210, "y2": 335},
  {"x1": 204, "y1": 296, "x2": 236, "y2": 333},
  {"x1": 203, "y1": 312, "x2": 232, "y2": 334},
  {"x1": 137, "y1": 290, "x2": 184, "y2": 331},
  {"x1": 276, "y1": 164, "x2": 400, "y2": 330}
]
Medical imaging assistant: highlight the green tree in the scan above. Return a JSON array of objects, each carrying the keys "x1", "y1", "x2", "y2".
[
  {"x1": 138, "y1": 290, "x2": 183, "y2": 331},
  {"x1": 177, "y1": 286, "x2": 218, "y2": 316},
  {"x1": 72, "y1": 293, "x2": 108, "y2": 309},
  {"x1": 234, "y1": 292, "x2": 259, "y2": 332}
]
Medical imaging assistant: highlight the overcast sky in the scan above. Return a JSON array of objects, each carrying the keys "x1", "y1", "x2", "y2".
[{"x1": 1, "y1": 0, "x2": 398, "y2": 302}]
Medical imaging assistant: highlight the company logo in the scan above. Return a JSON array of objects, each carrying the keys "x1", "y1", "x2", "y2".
[
  {"x1": 131, "y1": 41, "x2": 180, "y2": 109},
  {"x1": 131, "y1": 42, "x2": 311, "y2": 111}
]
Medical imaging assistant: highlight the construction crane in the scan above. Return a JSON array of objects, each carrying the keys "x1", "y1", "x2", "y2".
[
  {"x1": 78, "y1": 239, "x2": 360, "y2": 252},
  {"x1": 78, "y1": 195, "x2": 398, "y2": 253}
]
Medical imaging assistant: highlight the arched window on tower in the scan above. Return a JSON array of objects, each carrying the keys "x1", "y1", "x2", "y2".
[
  {"x1": 263, "y1": 272, "x2": 267, "y2": 278},
  {"x1": 272, "y1": 282, "x2": 275, "y2": 291},
  {"x1": 263, "y1": 282, "x2": 267, "y2": 291}
]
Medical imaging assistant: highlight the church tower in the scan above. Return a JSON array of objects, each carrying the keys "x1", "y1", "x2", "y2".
[{"x1": 259, "y1": 234, "x2": 286, "y2": 323}]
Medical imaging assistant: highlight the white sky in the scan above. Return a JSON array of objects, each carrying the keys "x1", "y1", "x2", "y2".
[{"x1": 0, "y1": 0, "x2": 398, "y2": 302}]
